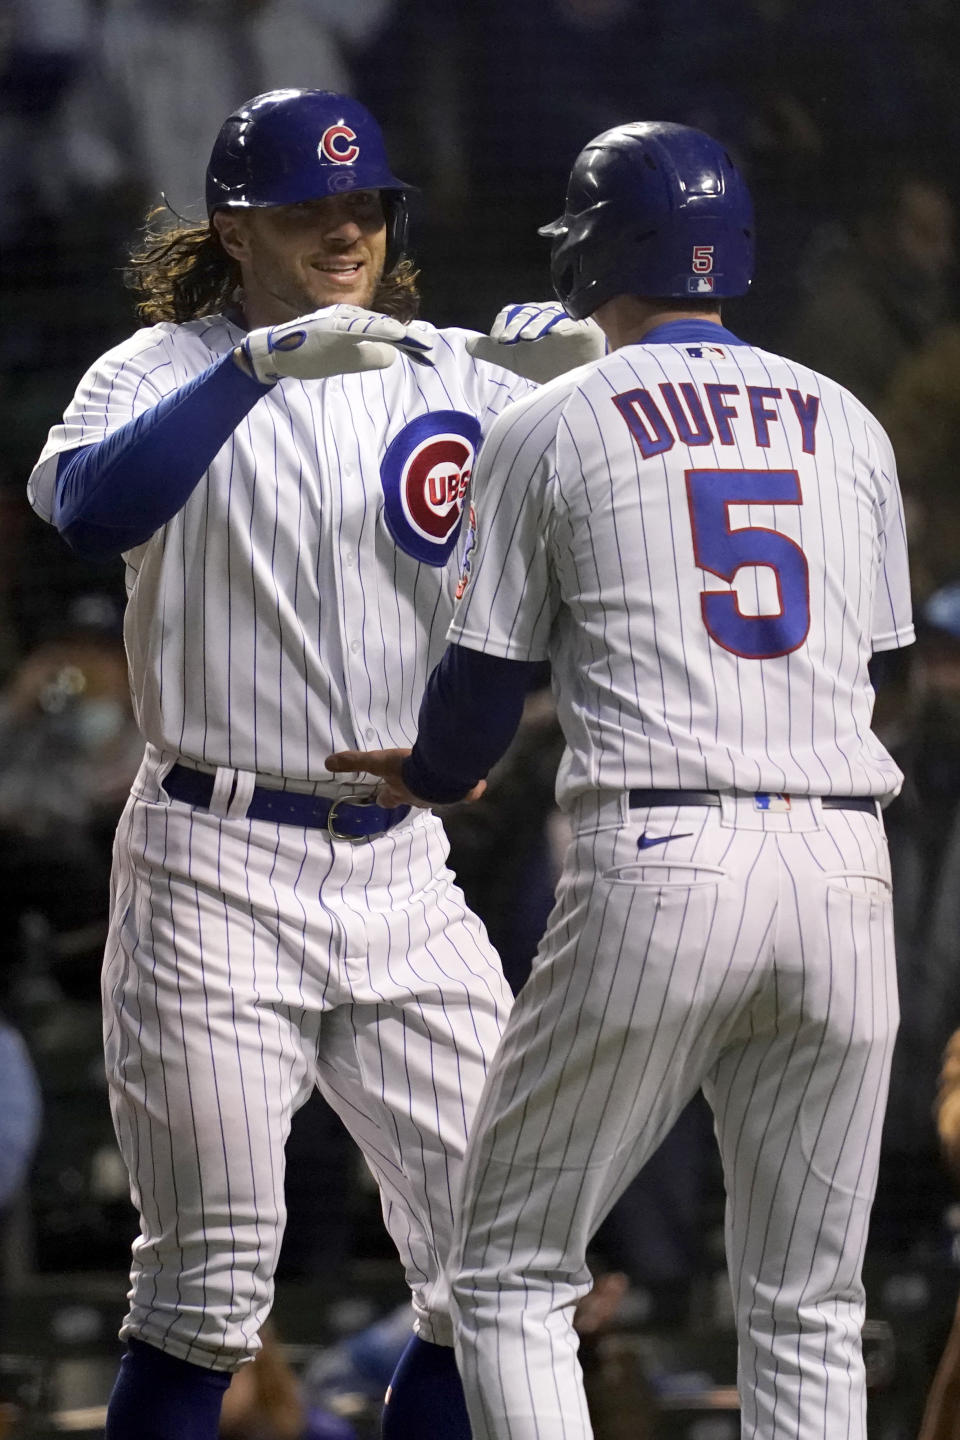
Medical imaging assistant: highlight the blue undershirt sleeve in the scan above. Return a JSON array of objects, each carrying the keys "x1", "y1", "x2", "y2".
[
  {"x1": 868, "y1": 648, "x2": 909, "y2": 694},
  {"x1": 401, "y1": 645, "x2": 546, "y2": 803},
  {"x1": 53, "y1": 351, "x2": 274, "y2": 558}
]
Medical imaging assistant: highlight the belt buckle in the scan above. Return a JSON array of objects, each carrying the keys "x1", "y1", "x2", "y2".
[{"x1": 327, "y1": 792, "x2": 383, "y2": 843}]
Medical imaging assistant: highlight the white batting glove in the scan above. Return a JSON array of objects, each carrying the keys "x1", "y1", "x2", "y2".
[
  {"x1": 240, "y1": 304, "x2": 434, "y2": 384},
  {"x1": 466, "y1": 302, "x2": 606, "y2": 382}
]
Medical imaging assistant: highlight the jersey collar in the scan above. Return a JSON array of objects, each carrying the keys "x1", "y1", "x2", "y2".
[{"x1": 639, "y1": 318, "x2": 749, "y2": 347}]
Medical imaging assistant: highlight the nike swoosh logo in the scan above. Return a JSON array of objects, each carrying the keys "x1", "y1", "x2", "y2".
[{"x1": 637, "y1": 832, "x2": 694, "y2": 850}]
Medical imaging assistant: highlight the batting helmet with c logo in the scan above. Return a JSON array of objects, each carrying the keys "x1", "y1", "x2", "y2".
[{"x1": 206, "y1": 89, "x2": 414, "y2": 270}]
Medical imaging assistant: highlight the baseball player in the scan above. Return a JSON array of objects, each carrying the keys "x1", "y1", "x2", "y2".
[
  {"x1": 26, "y1": 88, "x2": 602, "y2": 1440},
  {"x1": 328, "y1": 122, "x2": 914, "y2": 1439}
]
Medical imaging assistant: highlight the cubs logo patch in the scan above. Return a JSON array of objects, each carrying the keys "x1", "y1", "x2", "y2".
[
  {"x1": 320, "y1": 124, "x2": 360, "y2": 165},
  {"x1": 380, "y1": 411, "x2": 482, "y2": 566}
]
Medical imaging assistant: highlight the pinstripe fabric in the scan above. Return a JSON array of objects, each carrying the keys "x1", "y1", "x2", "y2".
[
  {"x1": 449, "y1": 340, "x2": 913, "y2": 802},
  {"x1": 28, "y1": 319, "x2": 533, "y2": 777},
  {"x1": 104, "y1": 746, "x2": 512, "y2": 1368},
  {"x1": 29, "y1": 312, "x2": 531, "y2": 1371},
  {"x1": 443, "y1": 328, "x2": 911, "y2": 1440},
  {"x1": 450, "y1": 798, "x2": 897, "y2": 1440}
]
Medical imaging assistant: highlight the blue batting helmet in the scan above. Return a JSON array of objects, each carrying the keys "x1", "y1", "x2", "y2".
[
  {"x1": 206, "y1": 89, "x2": 414, "y2": 271},
  {"x1": 540, "y1": 122, "x2": 755, "y2": 319}
]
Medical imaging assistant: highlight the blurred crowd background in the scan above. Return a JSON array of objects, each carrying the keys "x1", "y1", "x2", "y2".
[{"x1": 3, "y1": 1, "x2": 960, "y2": 1437}]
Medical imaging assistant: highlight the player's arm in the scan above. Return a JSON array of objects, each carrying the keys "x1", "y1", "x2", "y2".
[
  {"x1": 327, "y1": 646, "x2": 544, "y2": 805},
  {"x1": 328, "y1": 388, "x2": 563, "y2": 804},
  {"x1": 405, "y1": 648, "x2": 552, "y2": 799},
  {"x1": 54, "y1": 352, "x2": 273, "y2": 557},
  {"x1": 54, "y1": 305, "x2": 433, "y2": 558},
  {"x1": 867, "y1": 648, "x2": 910, "y2": 692}
]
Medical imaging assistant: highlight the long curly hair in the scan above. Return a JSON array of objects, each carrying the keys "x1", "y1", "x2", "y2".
[{"x1": 125, "y1": 208, "x2": 421, "y2": 325}]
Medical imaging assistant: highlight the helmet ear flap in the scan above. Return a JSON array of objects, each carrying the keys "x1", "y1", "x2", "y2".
[{"x1": 384, "y1": 191, "x2": 410, "y2": 272}]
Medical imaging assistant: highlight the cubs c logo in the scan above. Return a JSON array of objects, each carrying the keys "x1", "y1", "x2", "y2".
[
  {"x1": 320, "y1": 124, "x2": 360, "y2": 165},
  {"x1": 380, "y1": 411, "x2": 482, "y2": 566}
]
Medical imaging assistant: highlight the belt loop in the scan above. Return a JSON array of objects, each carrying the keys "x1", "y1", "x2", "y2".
[
  {"x1": 208, "y1": 766, "x2": 237, "y2": 818},
  {"x1": 227, "y1": 770, "x2": 256, "y2": 821}
]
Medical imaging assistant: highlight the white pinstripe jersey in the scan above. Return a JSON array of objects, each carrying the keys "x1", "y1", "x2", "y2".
[
  {"x1": 29, "y1": 316, "x2": 534, "y2": 780},
  {"x1": 448, "y1": 333, "x2": 914, "y2": 806}
]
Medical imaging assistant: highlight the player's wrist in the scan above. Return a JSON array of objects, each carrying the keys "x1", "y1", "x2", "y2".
[{"x1": 233, "y1": 343, "x2": 276, "y2": 387}]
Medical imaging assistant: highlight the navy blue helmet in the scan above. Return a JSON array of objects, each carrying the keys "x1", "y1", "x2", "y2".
[
  {"x1": 540, "y1": 122, "x2": 755, "y2": 319},
  {"x1": 206, "y1": 89, "x2": 414, "y2": 270}
]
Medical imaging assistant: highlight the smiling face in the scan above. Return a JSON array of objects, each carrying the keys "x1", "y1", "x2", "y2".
[{"x1": 212, "y1": 190, "x2": 389, "y2": 326}]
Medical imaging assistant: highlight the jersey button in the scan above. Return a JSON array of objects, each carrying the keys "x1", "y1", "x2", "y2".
[{"x1": 350, "y1": 640, "x2": 361, "y2": 654}]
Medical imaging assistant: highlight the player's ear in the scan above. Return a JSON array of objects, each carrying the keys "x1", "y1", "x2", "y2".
[{"x1": 212, "y1": 208, "x2": 252, "y2": 264}]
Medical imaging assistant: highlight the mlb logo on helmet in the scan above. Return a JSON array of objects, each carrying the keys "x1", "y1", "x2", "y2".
[
  {"x1": 688, "y1": 275, "x2": 716, "y2": 294},
  {"x1": 320, "y1": 124, "x2": 360, "y2": 165}
]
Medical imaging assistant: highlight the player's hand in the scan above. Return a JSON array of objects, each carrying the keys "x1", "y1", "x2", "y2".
[
  {"x1": 466, "y1": 302, "x2": 606, "y2": 382},
  {"x1": 325, "y1": 747, "x2": 487, "y2": 808},
  {"x1": 239, "y1": 304, "x2": 435, "y2": 384}
]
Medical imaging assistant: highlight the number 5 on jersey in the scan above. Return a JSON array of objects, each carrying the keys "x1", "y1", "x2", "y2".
[{"x1": 686, "y1": 468, "x2": 810, "y2": 660}]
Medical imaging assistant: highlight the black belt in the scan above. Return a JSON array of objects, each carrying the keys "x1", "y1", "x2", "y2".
[
  {"x1": 163, "y1": 763, "x2": 410, "y2": 842},
  {"x1": 628, "y1": 788, "x2": 878, "y2": 814}
]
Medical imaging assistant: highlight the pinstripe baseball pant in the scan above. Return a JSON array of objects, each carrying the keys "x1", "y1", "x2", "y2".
[
  {"x1": 450, "y1": 792, "x2": 898, "y2": 1440},
  {"x1": 102, "y1": 746, "x2": 512, "y2": 1369}
]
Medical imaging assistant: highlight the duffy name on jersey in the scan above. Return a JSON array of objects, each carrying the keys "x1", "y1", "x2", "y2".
[{"x1": 614, "y1": 369, "x2": 821, "y2": 458}]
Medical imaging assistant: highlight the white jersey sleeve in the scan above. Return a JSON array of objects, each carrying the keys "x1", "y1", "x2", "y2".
[
  {"x1": 867, "y1": 423, "x2": 914, "y2": 652},
  {"x1": 449, "y1": 377, "x2": 577, "y2": 661},
  {"x1": 27, "y1": 322, "x2": 224, "y2": 522}
]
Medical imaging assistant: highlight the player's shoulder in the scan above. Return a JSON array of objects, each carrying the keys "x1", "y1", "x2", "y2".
[
  {"x1": 432, "y1": 321, "x2": 512, "y2": 369},
  {"x1": 432, "y1": 322, "x2": 546, "y2": 384},
  {"x1": 417, "y1": 320, "x2": 470, "y2": 359},
  {"x1": 643, "y1": 329, "x2": 894, "y2": 453},
  {"x1": 478, "y1": 361, "x2": 593, "y2": 451},
  {"x1": 414, "y1": 319, "x2": 473, "y2": 363},
  {"x1": 88, "y1": 313, "x2": 241, "y2": 375},
  {"x1": 767, "y1": 346, "x2": 896, "y2": 453}
]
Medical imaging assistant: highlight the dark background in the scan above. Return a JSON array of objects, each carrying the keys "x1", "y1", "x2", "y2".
[{"x1": 3, "y1": 3, "x2": 960, "y2": 1436}]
